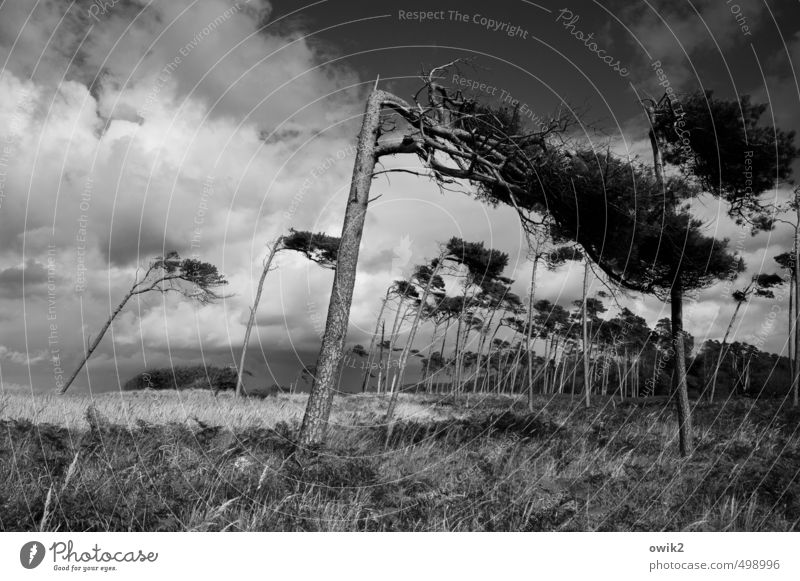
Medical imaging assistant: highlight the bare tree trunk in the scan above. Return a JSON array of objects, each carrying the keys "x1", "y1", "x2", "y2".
[
  {"x1": 386, "y1": 258, "x2": 444, "y2": 424},
  {"x1": 582, "y1": 261, "x2": 591, "y2": 407},
  {"x1": 424, "y1": 321, "x2": 440, "y2": 393},
  {"x1": 299, "y1": 90, "x2": 383, "y2": 446},
  {"x1": 710, "y1": 297, "x2": 745, "y2": 403},
  {"x1": 361, "y1": 289, "x2": 390, "y2": 392},
  {"x1": 236, "y1": 236, "x2": 283, "y2": 397},
  {"x1": 59, "y1": 289, "x2": 135, "y2": 394},
  {"x1": 376, "y1": 321, "x2": 385, "y2": 393},
  {"x1": 794, "y1": 203, "x2": 800, "y2": 408},
  {"x1": 789, "y1": 270, "x2": 794, "y2": 399},
  {"x1": 526, "y1": 256, "x2": 539, "y2": 410},
  {"x1": 384, "y1": 299, "x2": 406, "y2": 393},
  {"x1": 671, "y1": 281, "x2": 693, "y2": 456}
]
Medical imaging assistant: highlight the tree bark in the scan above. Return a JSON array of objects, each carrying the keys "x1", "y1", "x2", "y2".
[
  {"x1": 236, "y1": 236, "x2": 283, "y2": 397},
  {"x1": 298, "y1": 89, "x2": 383, "y2": 446}
]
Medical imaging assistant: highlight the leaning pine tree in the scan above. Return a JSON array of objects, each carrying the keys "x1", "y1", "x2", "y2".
[
  {"x1": 236, "y1": 228, "x2": 339, "y2": 396},
  {"x1": 59, "y1": 252, "x2": 228, "y2": 395},
  {"x1": 297, "y1": 62, "x2": 574, "y2": 447}
]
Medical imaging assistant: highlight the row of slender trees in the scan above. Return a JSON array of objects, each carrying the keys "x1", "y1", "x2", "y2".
[
  {"x1": 354, "y1": 239, "x2": 793, "y2": 405},
  {"x1": 294, "y1": 62, "x2": 799, "y2": 454}
]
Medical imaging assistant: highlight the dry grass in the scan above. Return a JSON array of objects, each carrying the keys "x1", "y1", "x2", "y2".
[
  {"x1": 0, "y1": 390, "x2": 469, "y2": 431},
  {"x1": 1, "y1": 389, "x2": 798, "y2": 531}
]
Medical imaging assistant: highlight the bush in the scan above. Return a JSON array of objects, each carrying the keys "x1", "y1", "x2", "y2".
[{"x1": 122, "y1": 365, "x2": 238, "y2": 392}]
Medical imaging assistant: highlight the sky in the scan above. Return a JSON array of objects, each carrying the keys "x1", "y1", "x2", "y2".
[{"x1": 0, "y1": 0, "x2": 799, "y2": 393}]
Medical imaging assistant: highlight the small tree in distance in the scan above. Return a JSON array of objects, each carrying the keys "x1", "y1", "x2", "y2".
[{"x1": 59, "y1": 252, "x2": 228, "y2": 395}]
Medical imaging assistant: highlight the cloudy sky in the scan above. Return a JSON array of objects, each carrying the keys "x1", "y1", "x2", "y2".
[{"x1": 0, "y1": 0, "x2": 798, "y2": 393}]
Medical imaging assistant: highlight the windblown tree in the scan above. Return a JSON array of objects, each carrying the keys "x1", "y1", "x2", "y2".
[
  {"x1": 236, "y1": 228, "x2": 339, "y2": 396},
  {"x1": 641, "y1": 89, "x2": 797, "y2": 449},
  {"x1": 296, "y1": 61, "x2": 577, "y2": 446},
  {"x1": 774, "y1": 188, "x2": 800, "y2": 407},
  {"x1": 441, "y1": 237, "x2": 510, "y2": 393},
  {"x1": 59, "y1": 252, "x2": 228, "y2": 394},
  {"x1": 384, "y1": 257, "x2": 446, "y2": 414},
  {"x1": 706, "y1": 272, "x2": 785, "y2": 402}
]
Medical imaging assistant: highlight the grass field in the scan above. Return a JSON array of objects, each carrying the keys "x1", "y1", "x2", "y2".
[{"x1": 1, "y1": 389, "x2": 799, "y2": 531}]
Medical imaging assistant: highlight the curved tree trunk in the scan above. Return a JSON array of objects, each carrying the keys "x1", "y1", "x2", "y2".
[
  {"x1": 236, "y1": 236, "x2": 283, "y2": 397},
  {"x1": 298, "y1": 90, "x2": 383, "y2": 447}
]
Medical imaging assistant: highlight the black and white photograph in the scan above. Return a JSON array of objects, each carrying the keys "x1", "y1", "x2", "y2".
[{"x1": 0, "y1": 0, "x2": 799, "y2": 575}]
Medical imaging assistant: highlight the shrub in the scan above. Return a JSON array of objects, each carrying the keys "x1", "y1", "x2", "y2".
[{"x1": 122, "y1": 365, "x2": 238, "y2": 392}]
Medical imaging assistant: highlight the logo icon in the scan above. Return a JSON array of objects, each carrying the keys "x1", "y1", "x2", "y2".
[
  {"x1": 390, "y1": 234, "x2": 413, "y2": 278},
  {"x1": 20, "y1": 541, "x2": 45, "y2": 569}
]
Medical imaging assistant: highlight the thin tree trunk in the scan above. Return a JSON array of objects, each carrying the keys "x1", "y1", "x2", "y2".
[
  {"x1": 794, "y1": 204, "x2": 800, "y2": 407},
  {"x1": 526, "y1": 256, "x2": 539, "y2": 410},
  {"x1": 361, "y1": 289, "x2": 391, "y2": 392},
  {"x1": 384, "y1": 298, "x2": 406, "y2": 393},
  {"x1": 386, "y1": 257, "x2": 445, "y2": 423},
  {"x1": 710, "y1": 296, "x2": 746, "y2": 403},
  {"x1": 376, "y1": 321, "x2": 385, "y2": 393},
  {"x1": 59, "y1": 289, "x2": 136, "y2": 394},
  {"x1": 647, "y1": 101, "x2": 692, "y2": 455},
  {"x1": 236, "y1": 236, "x2": 283, "y2": 397},
  {"x1": 582, "y1": 262, "x2": 591, "y2": 407},
  {"x1": 671, "y1": 281, "x2": 693, "y2": 456},
  {"x1": 789, "y1": 269, "x2": 794, "y2": 398},
  {"x1": 424, "y1": 321, "x2": 440, "y2": 393},
  {"x1": 299, "y1": 89, "x2": 383, "y2": 446}
]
